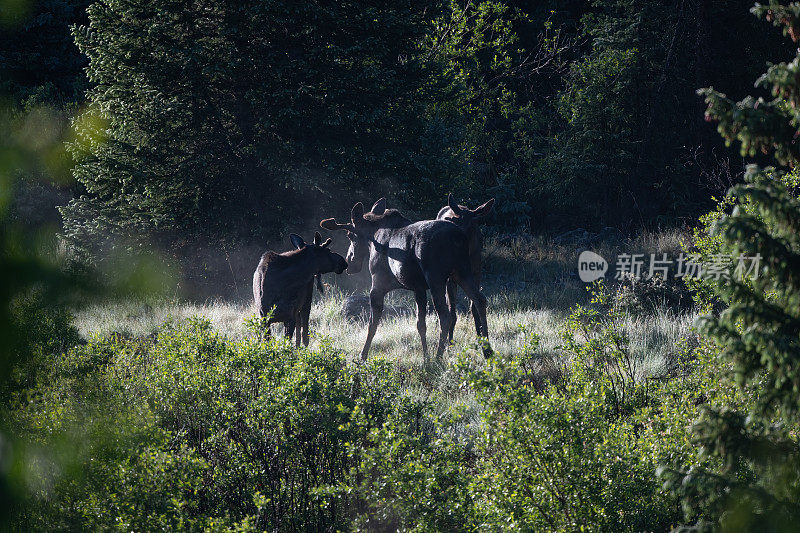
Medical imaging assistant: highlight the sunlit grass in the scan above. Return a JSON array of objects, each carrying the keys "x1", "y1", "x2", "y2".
[
  {"x1": 73, "y1": 231, "x2": 697, "y2": 434},
  {"x1": 75, "y1": 291, "x2": 696, "y2": 367}
]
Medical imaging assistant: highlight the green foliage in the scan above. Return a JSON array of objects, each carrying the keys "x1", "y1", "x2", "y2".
[
  {"x1": 532, "y1": 1, "x2": 666, "y2": 226},
  {"x1": 485, "y1": 177, "x2": 531, "y2": 231},
  {"x1": 685, "y1": 191, "x2": 738, "y2": 310},
  {"x1": 5, "y1": 287, "x2": 81, "y2": 396},
  {"x1": 661, "y1": 4, "x2": 800, "y2": 530},
  {"x1": 330, "y1": 283, "x2": 747, "y2": 532},
  {"x1": 687, "y1": 167, "x2": 800, "y2": 310},
  {"x1": 332, "y1": 280, "x2": 742, "y2": 532},
  {"x1": 7, "y1": 283, "x2": 750, "y2": 531},
  {"x1": 560, "y1": 284, "x2": 650, "y2": 416},
  {"x1": 523, "y1": 0, "x2": 791, "y2": 229},
  {"x1": 60, "y1": 0, "x2": 476, "y2": 256},
  {"x1": 0, "y1": 53, "x2": 97, "y2": 524},
  {"x1": 10, "y1": 318, "x2": 402, "y2": 531},
  {"x1": 661, "y1": 173, "x2": 800, "y2": 525},
  {"x1": 345, "y1": 397, "x2": 478, "y2": 531},
  {"x1": 0, "y1": 0, "x2": 90, "y2": 107},
  {"x1": 457, "y1": 293, "x2": 676, "y2": 532},
  {"x1": 39, "y1": 0, "x2": 794, "y2": 252}
]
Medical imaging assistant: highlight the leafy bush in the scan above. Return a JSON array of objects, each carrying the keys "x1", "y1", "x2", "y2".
[
  {"x1": 686, "y1": 167, "x2": 800, "y2": 310},
  {"x1": 6, "y1": 285, "x2": 755, "y2": 532},
  {"x1": 10, "y1": 318, "x2": 402, "y2": 531},
  {"x1": 344, "y1": 396, "x2": 479, "y2": 532},
  {"x1": 460, "y1": 317, "x2": 678, "y2": 532},
  {"x1": 613, "y1": 273, "x2": 694, "y2": 316},
  {"x1": 5, "y1": 287, "x2": 82, "y2": 396},
  {"x1": 333, "y1": 284, "x2": 732, "y2": 532},
  {"x1": 661, "y1": 169, "x2": 800, "y2": 531}
]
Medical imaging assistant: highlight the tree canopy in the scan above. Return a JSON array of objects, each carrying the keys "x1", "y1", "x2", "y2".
[{"x1": 44, "y1": 0, "x2": 794, "y2": 257}]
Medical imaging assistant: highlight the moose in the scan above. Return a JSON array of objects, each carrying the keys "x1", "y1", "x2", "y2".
[
  {"x1": 321, "y1": 198, "x2": 490, "y2": 361},
  {"x1": 253, "y1": 232, "x2": 347, "y2": 345},
  {"x1": 437, "y1": 194, "x2": 495, "y2": 342}
]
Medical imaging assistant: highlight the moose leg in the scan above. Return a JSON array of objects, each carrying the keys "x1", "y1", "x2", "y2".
[
  {"x1": 414, "y1": 290, "x2": 428, "y2": 360},
  {"x1": 456, "y1": 276, "x2": 491, "y2": 356},
  {"x1": 300, "y1": 294, "x2": 312, "y2": 347},
  {"x1": 284, "y1": 319, "x2": 296, "y2": 345},
  {"x1": 360, "y1": 288, "x2": 386, "y2": 361},
  {"x1": 430, "y1": 285, "x2": 453, "y2": 359},
  {"x1": 445, "y1": 280, "x2": 457, "y2": 343},
  {"x1": 470, "y1": 274, "x2": 485, "y2": 337},
  {"x1": 470, "y1": 301, "x2": 482, "y2": 336},
  {"x1": 294, "y1": 309, "x2": 303, "y2": 347}
]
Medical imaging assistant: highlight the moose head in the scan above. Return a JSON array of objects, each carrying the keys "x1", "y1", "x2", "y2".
[
  {"x1": 442, "y1": 193, "x2": 495, "y2": 229},
  {"x1": 289, "y1": 231, "x2": 347, "y2": 275},
  {"x1": 320, "y1": 198, "x2": 387, "y2": 274}
]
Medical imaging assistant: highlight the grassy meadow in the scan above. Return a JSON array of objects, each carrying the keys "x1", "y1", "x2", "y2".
[
  {"x1": 75, "y1": 230, "x2": 694, "y2": 366},
  {"x1": 9, "y1": 217, "x2": 790, "y2": 531},
  {"x1": 71, "y1": 230, "x2": 697, "y2": 436}
]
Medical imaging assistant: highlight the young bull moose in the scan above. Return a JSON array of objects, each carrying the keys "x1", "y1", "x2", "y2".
[
  {"x1": 321, "y1": 198, "x2": 490, "y2": 362},
  {"x1": 437, "y1": 194, "x2": 495, "y2": 342},
  {"x1": 253, "y1": 232, "x2": 347, "y2": 345}
]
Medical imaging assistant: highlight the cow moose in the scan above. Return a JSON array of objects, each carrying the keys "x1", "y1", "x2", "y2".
[
  {"x1": 321, "y1": 198, "x2": 490, "y2": 362},
  {"x1": 437, "y1": 194, "x2": 495, "y2": 342},
  {"x1": 253, "y1": 232, "x2": 347, "y2": 345}
]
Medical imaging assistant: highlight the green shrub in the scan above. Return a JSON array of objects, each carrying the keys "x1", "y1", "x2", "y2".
[
  {"x1": 613, "y1": 273, "x2": 694, "y2": 316},
  {"x1": 462, "y1": 329, "x2": 678, "y2": 532},
  {"x1": 345, "y1": 283, "x2": 722, "y2": 532},
  {"x1": 10, "y1": 318, "x2": 402, "y2": 531},
  {"x1": 661, "y1": 170, "x2": 800, "y2": 531},
  {"x1": 344, "y1": 396, "x2": 479, "y2": 532},
  {"x1": 686, "y1": 167, "x2": 800, "y2": 310},
  {"x1": 5, "y1": 287, "x2": 82, "y2": 397},
  {"x1": 7, "y1": 293, "x2": 745, "y2": 531}
]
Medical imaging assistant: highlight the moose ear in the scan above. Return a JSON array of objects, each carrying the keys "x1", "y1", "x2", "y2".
[
  {"x1": 313, "y1": 231, "x2": 322, "y2": 245},
  {"x1": 289, "y1": 233, "x2": 305, "y2": 249},
  {"x1": 320, "y1": 218, "x2": 354, "y2": 231},
  {"x1": 320, "y1": 218, "x2": 340, "y2": 230},
  {"x1": 473, "y1": 198, "x2": 495, "y2": 218},
  {"x1": 371, "y1": 198, "x2": 386, "y2": 215},
  {"x1": 351, "y1": 202, "x2": 365, "y2": 223},
  {"x1": 448, "y1": 193, "x2": 464, "y2": 216},
  {"x1": 321, "y1": 238, "x2": 332, "y2": 248}
]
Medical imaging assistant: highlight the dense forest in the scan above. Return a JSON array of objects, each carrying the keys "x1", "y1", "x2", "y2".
[
  {"x1": 4, "y1": 0, "x2": 791, "y2": 252},
  {"x1": 3, "y1": 0, "x2": 800, "y2": 531}
]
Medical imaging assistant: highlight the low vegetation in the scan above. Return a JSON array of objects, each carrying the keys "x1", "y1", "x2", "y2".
[
  {"x1": 7, "y1": 232, "x2": 708, "y2": 531},
  {"x1": 5, "y1": 1, "x2": 800, "y2": 531}
]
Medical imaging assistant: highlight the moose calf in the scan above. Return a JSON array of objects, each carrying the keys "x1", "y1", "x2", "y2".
[{"x1": 253, "y1": 232, "x2": 347, "y2": 345}]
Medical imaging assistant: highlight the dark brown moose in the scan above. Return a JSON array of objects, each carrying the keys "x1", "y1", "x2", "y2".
[
  {"x1": 252, "y1": 232, "x2": 347, "y2": 345},
  {"x1": 437, "y1": 194, "x2": 495, "y2": 342},
  {"x1": 321, "y1": 198, "x2": 490, "y2": 362}
]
